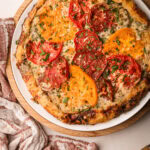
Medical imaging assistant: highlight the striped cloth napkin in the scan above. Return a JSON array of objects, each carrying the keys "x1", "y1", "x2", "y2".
[{"x1": 0, "y1": 18, "x2": 98, "y2": 150}]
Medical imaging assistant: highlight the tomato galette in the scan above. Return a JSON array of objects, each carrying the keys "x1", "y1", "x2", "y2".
[{"x1": 16, "y1": 0, "x2": 150, "y2": 124}]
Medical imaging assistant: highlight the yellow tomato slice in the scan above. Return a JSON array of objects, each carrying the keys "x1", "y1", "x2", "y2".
[
  {"x1": 36, "y1": 3, "x2": 77, "y2": 43},
  {"x1": 103, "y1": 28, "x2": 144, "y2": 59},
  {"x1": 61, "y1": 65, "x2": 98, "y2": 113}
]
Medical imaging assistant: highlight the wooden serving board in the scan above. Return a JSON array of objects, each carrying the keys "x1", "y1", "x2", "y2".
[
  {"x1": 143, "y1": 0, "x2": 150, "y2": 8},
  {"x1": 6, "y1": 0, "x2": 150, "y2": 137}
]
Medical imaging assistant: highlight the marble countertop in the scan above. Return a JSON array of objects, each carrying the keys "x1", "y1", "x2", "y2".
[{"x1": 1, "y1": 0, "x2": 150, "y2": 149}]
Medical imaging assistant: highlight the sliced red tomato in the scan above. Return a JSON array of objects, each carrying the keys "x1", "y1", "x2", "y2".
[
  {"x1": 26, "y1": 41, "x2": 63, "y2": 65},
  {"x1": 89, "y1": 3, "x2": 115, "y2": 32},
  {"x1": 69, "y1": 0, "x2": 89, "y2": 29},
  {"x1": 42, "y1": 57, "x2": 69, "y2": 89},
  {"x1": 73, "y1": 52, "x2": 107, "y2": 81},
  {"x1": 74, "y1": 30, "x2": 102, "y2": 52},
  {"x1": 96, "y1": 77, "x2": 113, "y2": 101},
  {"x1": 104, "y1": 55, "x2": 141, "y2": 87},
  {"x1": 73, "y1": 52, "x2": 95, "y2": 70}
]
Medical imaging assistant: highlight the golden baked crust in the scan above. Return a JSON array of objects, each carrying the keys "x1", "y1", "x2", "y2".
[
  {"x1": 16, "y1": 0, "x2": 150, "y2": 124},
  {"x1": 113, "y1": 0, "x2": 149, "y2": 25}
]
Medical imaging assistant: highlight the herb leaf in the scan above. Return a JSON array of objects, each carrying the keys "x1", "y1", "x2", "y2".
[
  {"x1": 43, "y1": 54, "x2": 50, "y2": 61},
  {"x1": 112, "y1": 65, "x2": 118, "y2": 73},
  {"x1": 63, "y1": 97, "x2": 69, "y2": 103},
  {"x1": 143, "y1": 47, "x2": 147, "y2": 54},
  {"x1": 40, "y1": 49, "x2": 46, "y2": 56}
]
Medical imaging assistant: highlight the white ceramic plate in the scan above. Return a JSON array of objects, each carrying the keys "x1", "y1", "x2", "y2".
[{"x1": 11, "y1": 0, "x2": 150, "y2": 131}]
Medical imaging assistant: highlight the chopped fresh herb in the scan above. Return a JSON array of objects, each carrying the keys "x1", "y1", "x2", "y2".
[
  {"x1": 96, "y1": 104, "x2": 99, "y2": 108},
  {"x1": 82, "y1": 2, "x2": 85, "y2": 6},
  {"x1": 36, "y1": 31, "x2": 45, "y2": 43},
  {"x1": 143, "y1": 47, "x2": 147, "y2": 53},
  {"x1": 43, "y1": 54, "x2": 50, "y2": 61},
  {"x1": 92, "y1": 1, "x2": 95, "y2": 4},
  {"x1": 70, "y1": 73, "x2": 72, "y2": 78},
  {"x1": 55, "y1": 4, "x2": 58, "y2": 8},
  {"x1": 16, "y1": 40, "x2": 19, "y2": 45},
  {"x1": 40, "y1": 48, "x2": 46, "y2": 56},
  {"x1": 105, "y1": 52, "x2": 109, "y2": 55},
  {"x1": 79, "y1": 32, "x2": 84, "y2": 38},
  {"x1": 71, "y1": 61, "x2": 74, "y2": 65},
  {"x1": 100, "y1": 37, "x2": 106, "y2": 44},
  {"x1": 112, "y1": 8, "x2": 119, "y2": 22},
  {"x1": 63, "y1": 97, "x2": 69, "y2": 103},
  {"x1": 112, "y1": 65, "x2": 118, "y2": 73},
  {"x1": 116, "y1": 38, "x2": 120, "y2": 45},
  {"x1": 129, "y1": 17, "x2": 134, "y2": 24},
  {"x1": 48, "y1": 23, "x2": 53, "y2": 27},
  {"x1": 31, "y1": 50, "x2": 34, "y2": 55},
  {"x1": 65, "y1": 49, "x2": 69, "y2": 52},
  {"x1": 110, "y1": 27, "x2": 115, "y2": 34},
  {"x1": 89, "y1": 55, "x2": 94, "y2": 60},
  {"x1": 39, "y1": 22, "x2": 44, "y2": 30},
  {"x1": 78, "y1": 108, "x2": 81, "y2": 113},
  {"x1": 57, "y1": 94, "x2": 61, "y2": 98},
  {"x1": 101, "y1": 6, "x2": 105, "y2": 11},
  {"x1": 67, "y1": 86, "x2": 70, "y2": 91},
  {"x1": 122, "y1": 74, "x2": 127, "y2": 82},
  {"x1": 86, "y1": 85, "x2": 89, "y2": 90},
  {"x1": 96, "y1": 67, "x2": 102, "y2": 71},
  {"x1": 87, "y1": 65, "x2": 90, "y2": 68},
  {"x1": 112, "y1": 58, "x2": 121, "y2": 62},
  {"x1": 116, "y1": 48, "x2": 119, "y2": 51},
  {"x1": 82, "y1": 54, "x2": 86, "y2": 58},
  {"x1": 73, "y1": 13, "x2": 77, "y2": 20},
  {"x1": 107, "y1": 0, "x2": 114, "y2": 4},
  {"x1": 104, "y1": 28, "x2": 108, "y2": 32},
  {"x1": 103, "y1": 70, "x2": 110, "y2": 78}
]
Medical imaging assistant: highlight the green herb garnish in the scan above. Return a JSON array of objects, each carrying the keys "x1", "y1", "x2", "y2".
[
  {"x1": 116, "y1": 38, "x2": 120, "y2": 45},
  {"x1": 122, "y1": 74, "x2": 127, "y2": 82},
  {"x1": 43, "y1": 54, "x2": 50, "y2": 61},
  {"x1": 40, "y1": 49, "x2": 46, "y2": 56},
  {"x1": 116, "y1": 48, "x2": 119, "y2": 51},
  {"x1": 31, "y1": 50, "x2": 34, "y2": 55},
  {"x1": 63, "y1": 97, "x2": 69, "y2": 103},
  {"x1": 112, "y1": 65, "x2": 118, "y2": 73},
  {"x1": 96, "y1": 67, "x2": 102, "y2": 71},
  {"x1": 143, "y1": 47, "x2": 147, "y2": 54},
  {"x1": 16, "y1": 40, "x2": 19, "y2": 45},
  {"x1": 112, "y1": 8, "x2": 119, "y2": 22}
]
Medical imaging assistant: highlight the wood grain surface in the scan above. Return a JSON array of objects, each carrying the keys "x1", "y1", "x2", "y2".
[
  {"x1": 6, "y1": 0, "x2": 150, "y2": 137},
  {"x1": 143, "y1": 0, "x2": 150, "y2": 8}
]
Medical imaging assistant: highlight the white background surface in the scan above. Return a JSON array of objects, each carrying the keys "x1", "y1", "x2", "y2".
[{"x1": 1, "y1": 0, "x2": 150, "y2": 150}]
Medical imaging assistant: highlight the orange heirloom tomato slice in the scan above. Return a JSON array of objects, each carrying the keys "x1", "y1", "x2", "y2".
[
  {"x1": 62, "y1": 65, "x2": 98, "y2": 113},
  {"x1": 103, "y1": 28, "x2": 144, "y2": 59}
]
